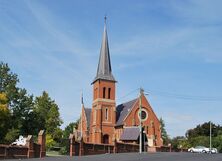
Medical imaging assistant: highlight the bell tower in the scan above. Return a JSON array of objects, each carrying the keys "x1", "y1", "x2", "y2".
[{"x1": 90, "y1": 17, "x2": 116, "y2": 144}]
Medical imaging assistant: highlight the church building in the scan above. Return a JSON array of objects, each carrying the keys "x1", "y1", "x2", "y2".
[{"x1": 77, "y1": 20, "x2": 163, "y2": 148}]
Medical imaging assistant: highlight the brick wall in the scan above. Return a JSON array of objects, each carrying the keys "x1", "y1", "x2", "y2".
[
  {"x1": 70, "y1": 134, "x2": 140, "y2": 156},
  {"x1": 116, "y1": 142, "x2": 139, "y2": 153},
  {"x1": 0, "y1": 145, "x2": 28, "y2": 159},
  {"x1": 70, "y1": 134, "x2": 187, "y2": 157},
  {"x1": 149, "y1": 146, "x2": 188, "y2": 152},
  {"x1": 83, "y1": 143, "x2": 114, "y2": 155}
]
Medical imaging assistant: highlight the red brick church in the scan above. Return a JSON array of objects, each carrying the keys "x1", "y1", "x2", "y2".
[{"x1": 77, "y1": 20, "x2": 163, "y2": 148}]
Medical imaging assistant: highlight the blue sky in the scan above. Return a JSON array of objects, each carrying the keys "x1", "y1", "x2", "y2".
[{"x1": 1, "y1": 0, "x2": 222, "y2": 137}]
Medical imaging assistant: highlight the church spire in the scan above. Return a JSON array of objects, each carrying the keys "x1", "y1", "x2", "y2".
[{"x1": 92, "y1": 17, "x2": 116, "y2": 84}]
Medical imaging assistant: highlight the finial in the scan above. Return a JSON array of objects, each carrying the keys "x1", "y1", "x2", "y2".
[
  {"x1": 81, "y1": 90, "x2": 84, "y2": 105},
  {"x1": 104, "y1": 15, "x2": 107, "y2": 25}
]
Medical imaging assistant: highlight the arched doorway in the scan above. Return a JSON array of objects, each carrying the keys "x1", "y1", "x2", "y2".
[{"x1": 103, "y1": 134, "x2": 109, "y2": 144}]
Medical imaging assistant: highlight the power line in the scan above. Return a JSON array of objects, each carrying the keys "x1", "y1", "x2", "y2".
[
  {"x1": 116, "y1": 88, "x2": 139, "y2": 102},
  {"x1": 116, "y1": 88, "x2": 222, "y2": 102},
  {"x1": 144, "y1": 89, "x2": 222, "y2": 102}
]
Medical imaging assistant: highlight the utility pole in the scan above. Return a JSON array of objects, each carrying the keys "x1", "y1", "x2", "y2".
[
  {"x1": 80, "y1": 91, "x2": 84, "y2": 139},
  {"x1": 210, "y1": 121, "x2": 212, "y2": 153},
  {"x1": 139, "y1": 88, "x2": 144, "y2": 154}
]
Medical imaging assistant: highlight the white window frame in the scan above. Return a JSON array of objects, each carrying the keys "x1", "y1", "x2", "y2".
[{"x1": 138, "y1": 108, "x2": 148, "y2": 121}]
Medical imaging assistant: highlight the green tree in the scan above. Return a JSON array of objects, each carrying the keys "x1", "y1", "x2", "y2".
[
  {"x1": 53, "y1": 128, "x2": 63, "y2": 142},
  {"x1": 63, "y1": 121, "x2": 79, "y2": 139},
  {"x1": 0, "y1": 62, "x2": 35, "y2": 141},
  {"x1": 34, "y1": 91, "x2": 63, "y2": 138},
  {"x1": 46, "y1": 104, "x2": 62, "y2": 134},
  {"x1": 59, "y1": 120, "x2": 79, "y2": 155},
  {"x1": 46, "y1": 134, "x2": 56, "y2": 150},
  {"x1": 189, "y1": 136, "x2": 209, "y2": 147},
  {"x1": 160, "y1": 117, "x2": 169, "y2": 145},
  {"x1": 213, "y1": 135, "x2": 222, "y2": 152},
  {"x1": 11, "y1": 88, "x2": 34, "y2": 135},
  {"x1": 171, "y1": 136, "x2": 184, "y2": 149},
  {"x1": 186, "y1": 122, "x2": 220, "y2": 139},
  {"x1": 0, "y1": 92, "x2": 11, "y2": 142},
  {"x1": 0, "y1": 62, "x2": 18, "y2": 104},
  {"x1": 4, "y1": 128, "x2": 20, "y2": 143}
]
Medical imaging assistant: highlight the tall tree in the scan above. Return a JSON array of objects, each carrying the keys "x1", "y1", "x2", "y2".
[
  {"x1": 34, "y1": 91, "x2": 63, "y2": 138},
  {"x1": 0, "y1": 62, "x2": 18, "y2": 107},
  {"x1": 160, "y1": 117, "x2": 169, "y2": 145},
  {"x1": 11, "y1": 88, "x2": 34, "y2": 135},
  {"x1": 0, "y1": 62, "x2": 37, "y2": 140},
  {"x1": 0, "y1": 92, "x2": 10, "y2": 142}
]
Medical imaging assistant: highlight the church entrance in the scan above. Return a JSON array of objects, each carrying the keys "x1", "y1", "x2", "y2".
[{"x1": 103, "y1": 134, "x2": 109, "y2": 144}]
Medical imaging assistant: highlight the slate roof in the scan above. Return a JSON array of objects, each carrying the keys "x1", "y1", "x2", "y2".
[
  {"x1": 83, "y1": 98, "x2": 137, "y2": 128},
  {"x1": 120, "y1": 127, "x2": 140, "y2": 141},
  {"x1": 116, "y1": 98, "x2": 138, "y2": 126},
  {"x1": 84, "y1": 108, "x2": 91, "y2": 128},
  {"x1": 92, "y1": 21, "x2": 116, "y2": 84}
]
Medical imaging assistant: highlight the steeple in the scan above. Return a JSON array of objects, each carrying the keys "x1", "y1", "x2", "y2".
[{"x1": 92, "y1": 17, "x2": 116, "y2": 84}]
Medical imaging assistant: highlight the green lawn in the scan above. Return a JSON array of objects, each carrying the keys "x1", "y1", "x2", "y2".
[{"x1": 46, "y1": 151, "x2": 64, "y2": 157}]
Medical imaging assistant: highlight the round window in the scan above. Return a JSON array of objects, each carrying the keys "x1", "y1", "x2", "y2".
[{"x1": 138, "y1": 108, "x2": 148, "y2": 121}]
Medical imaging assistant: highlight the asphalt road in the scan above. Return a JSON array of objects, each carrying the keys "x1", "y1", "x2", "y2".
[{"x1": 5, "y1": 152, "x2": 222, "y2": 161}]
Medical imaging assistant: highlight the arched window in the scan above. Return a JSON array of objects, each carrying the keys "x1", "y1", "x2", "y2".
[
  {"x1": 108, "y1": 88, "x2": 111, "y2": 99},
  {"x1": 103, "y1": 87, "x2": 106, "y2": 98}
]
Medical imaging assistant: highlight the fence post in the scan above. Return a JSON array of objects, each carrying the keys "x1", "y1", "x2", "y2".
[
  {"x1": 79, "y1": 138, "x2": 84, "y2": 156},
  {"x1": 69, "y1": 134, "x2": 75, "y2": 157},
  {"x1": 38, "y1": 130, "x2": 46, "y2": 158},
  {"x1": 26, "y1": 135, "x2": 34, "y2": 158}
]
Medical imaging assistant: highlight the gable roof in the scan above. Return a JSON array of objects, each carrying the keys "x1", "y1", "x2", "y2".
[
  {"x1": 84, "y1": 108, "x2": 91, "y2": 128},
  {"x1": 116, "y1": 98, "x2": 138, "y2": 126},
  {"x1": 120, "y1": 127, "x2": 140, "y2": 141}
]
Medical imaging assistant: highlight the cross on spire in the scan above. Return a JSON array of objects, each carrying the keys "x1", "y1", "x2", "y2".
[
  {"x1": 81, "y1": 91, "x2": 84, "y2": 105},
  {"x1": 104, "y1": 15, "x2": 107, "y2": 25}
]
